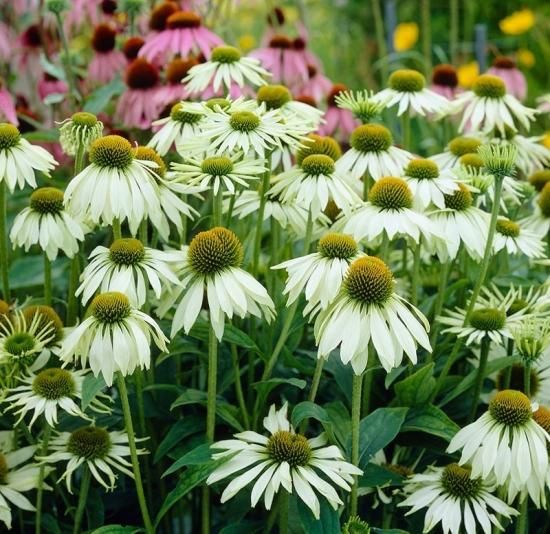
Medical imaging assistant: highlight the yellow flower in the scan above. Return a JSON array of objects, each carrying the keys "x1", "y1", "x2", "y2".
[
  {"x1": 457, "y1": 62, "x2": 479, "y2": 89},
  {"x1": 238, "y1": 34, "x2": 256, "y2": 52},
  {"x1": 517, "y1": 48, "x2": 535, "y2": 69},
  {"x1": 394, "y1": 22, "x2": 419, "y2": 52},
  {"x1": 542, "y1": 132, "x2": 550, "y2": 150},
  {"x1": 499, "y1": 9, "x2": 535, "y2": 36}
]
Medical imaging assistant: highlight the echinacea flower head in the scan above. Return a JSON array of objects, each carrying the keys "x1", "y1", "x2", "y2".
[
  {"x1": 269, "y1": 154, "x2": 361, "y2": 218},
  {"x1": 529, "y1": 170, "x2": 550, "y2": 192},
  {"x1": 184, "y1": 45, "x2": 269, "y2": 95},
  {"x1": 10, "y1": 187, "x2": 86, "y2": 261},
  {"x1": 447, "y1": 390, "x2": 550, "y2": 488},
  {"x1": 343, "y1": 177, "x2": 439, "y2": 244},
  {"x1": 296, "y1": 134, "x2": 341, "y2": 164},
  {"x1": 0, "y1": 123, "x2": 57, "y2": 192},
  {"x1": 487, "y1": 56, "x2": 527, "y2": 101},
  {"x1": 64, "y1": 135, "x2": 162, "y2": 231},
  {"x1": 40, "y1": 426, "x2": 142, "y2": 492},
  {"x1": 76, "y1": 238, "x2": 182, "y2": 307},
  {"x1": 58, "y1": 112, "x2": 104, "y2": 156},
  {"x1": 430, "y1": 136, "x2": 483, "y2": 170},
  {"x1": 336, "y1": 123, "x2": 412, "y2": 181},
  {"x1": 21, "y1": 305, "x2": 64, "y2": 348},
  {"x1": 342, "y1": 516, "x2": 371, "y2": 534},
  {"x1": 454, "y1": 74, "x2": 537, "y2": 135},
  {"x1": 149, "y1": 102, "x2": 204, "y2": 156},
  {"x1": 171, "y1": 152, "x2": 266, "y2": 195},
  {"x1": 314, "y1": 256, "x2": 431, "y2": 374},
  {"x1": 206, "y1": 403, "x2": 362, "y2": 519},
  {"x1": 431, "y1": 63, "x2": 460, "y2": 100},
  {"x1": 492, "y1": 217, "x2": 545, "y2": 258},
  {"x1": 4, "y1": 367, "x2": 110, "y2": 427},
  {"x1": 403, "y1": 158, "x2": 459, "y2": 209},
  {"x1": 166, "y1": 227, "x2": 275, "y2": 340},
  {"x1": 522, "y1": 181, "x2": 550, "y2": 235},
  {"x1": 0, "y1": 440, "x2": 47, "y2": 529},
  {"x1": 399, "y1": 463, "x2": 518, "y2": 534},
  {"x1": 512, "y1": 317, "x2": 550, "y2": 365},
  {"x1": 59, "y1": 292, "x2": 168, "y2": 386},
  {"x1": 477, "y1": 143, "x2": 518, "y2": 179},
  {"x1": 273, "y1": 232, "x2": 364, "y2": 313},
  {"x1": 374, "y1": 69, "x2": 450, "y2": 116},
  {"x1": 334, "y1": 89, "x2": 386, "y2": 124},
  {"x1": 88, "y1": 24, "x2": 126, "y2": 84}
]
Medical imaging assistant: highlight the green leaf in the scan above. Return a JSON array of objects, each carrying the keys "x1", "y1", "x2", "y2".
[
  {"x1": 188, "y1": 320, "x2": 260, "y2": 352},
  {"x1": 349, "y1": 407, "x2": 408, "y2": 468},
  {"x1": 8, "y1": 256, "x2": 69, "y2": 291},
  {"x1": 439, "y1": 356, "x2": 515, "y2": 407},
  {"x1": 163, "y1": 443, "x2": 211, "y2": 477},
  {"x1": 252, "y1": 377, "x2": 306, "y2": 398},
  {"x1": 401, "y1": 404, "x2": 459, "y2": 442},
  {"x1": 394, "y1": 363, "x2": 435, "y2": 406},
  {"x1": 154, "y1": 416, "x2": 203, "y2": 463},
  {"x1": 90, "y1": 526, "x2": 141, "y2": 534},
  {"x1": 171, "y1": 388, "x2": 207, "y2": 408},
  {"x1": 83, "y1": 78, "x2": 125, "y2": 114},
  {"x1": 155, "y1": 457, "x2": 227, "y2": 526},
  {"x1": 291, "y1": 401, "x2": 336, "y2": 442},
  {"x1": 22, "y1": 129, "x2": 59, "y2": 143},
  {"x1": 220, "y1": 521, "x2": 262, "y2": 534},
  {"x1": 81, "y1": 375, "x2": 106, "y2": 411},
  {"x1": 359, "y1": 463, "x2": 405, "y2": 488},
  {"x1": 297, "y1": 497, "x2": 341, "y2": 533},
  {"x1": 372, "y1": 529, "x2": 410, "y2": 534}
]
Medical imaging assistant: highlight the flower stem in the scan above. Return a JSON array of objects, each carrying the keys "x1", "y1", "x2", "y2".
[
  {"x1": 450, "y1": 0, "x2": 459, "y2": 64},
  {"x1": 279, "y1": 490, "x2": 289, "y2": 534},
  {"x1": 308, "y1": 358, "x2": 324, "y2": 403},
  {"x1": 54, "y1": 13, "x2": 79, "y2": 104},
  {"x1": 72, "y1": 467, "x2": 91, "y2": 534},
  {"x1": 44, "y1": 255, "x2": 52, "y2": 305},
  {"x1": 350, "y1": 372, "x2": 363, "y2": 517},
  {"x1": 410, "y1": 237, "x2": 422, "y2": 307},
  {"x1": 112, "y1": 219, "x2": 122, "y2": 241},
  {"x1": 523, "y1": 362, "x2": 531, "y2": 397},
  {"x1": 428, "y1": 261, "x2": 451, "y2": 349},
  {"x1": 230, "y1": 344, "x2": 249, "y2": 428},
  {"x1": 252, "y1": 153, "x2": 272, "y2": 277},
  {"x1": 35, "y1": 424, "x2": 52, "y2": 534},
  {"x1": 116, "y1": 372, "x2": 154, "y2": 534},
  {"x1": 401, "y1": 113, "x2": 411, "y2": 151},
  {"x1": 515, "y1": 498, "x2": 528, "y2": 534},
  {"x1": 212, "y1": 187, "x2": 223, "y2": 227},
  {"x1": 0, "y1": 182, "x2": 10, "y2": 301},
  {"x1": 371, "y1": 0, "x2": 388, "y2": 84},
  {"x1": 421, "y1": 0, "x2": 432, "y2": 75},
  {"x1": 468, "y1": 335, "x2": 490, "y2": 422}
]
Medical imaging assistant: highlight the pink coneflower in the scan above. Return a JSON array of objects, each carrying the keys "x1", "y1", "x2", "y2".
[
  {"x1": 292, "y1": 64, "x2": 332, "y2": 102},
  {"x1": 318, "y1": 83, "x2": 358, "y2": 139},
  {"x1": 64, "y1": 0, "x2": 102, "y2": 37},
  {"x1": 122, "y1": 37, "x2": 145, "y2": 62},
  {"x1": 430, "y1": 64, "x2": 461, "y2": 100},
  {"x1": 0, "y1": 83, "x2": 18, "y2": 125},
  {"x1": 139, "y1": 10, "x2": 222, "y2": 63},
  {"x1": 115, "y1": 58, "x2": 161, "y2": 128},
  {"x1": 291, "y1": 36, "x2": 320, "y2": 76},
  {"x1": 148, "y1": 1, "x2": 179, "y2": 32},
  {"x1": 487, "y1": 56, "x2": 527, "y2": 101},
  {"x1": 250, "y1": 34, "x2": 308, "y2": 85},
  {"x1": 88, "y1": 24, "x2": 126, "y2": 84},
  {"x1": 17, "y1": 24, "x2": 44, "y2": 71},
  {"x1": 0, "y1": 22, "x2": 15, "y2": 63},
  {"x1": 38, "y1": 74, "x2": 69, "y2": 102},
  {"x1": 155, "y1": 57, "x2": 197, "y2": 111}
]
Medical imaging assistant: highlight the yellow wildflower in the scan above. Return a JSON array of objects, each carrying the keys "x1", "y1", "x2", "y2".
[
  {"x1": 517, "y1": 48, "x2": 535, "y2": 69},
  {"x1": 238, "y1": 34, "x2": 256, "y2": 52},
  {"x1": 542, "y1": 132, "x2": 550, "y2": 150},
  {"x1": 394, "y1": 22, "x2": 419, "y2": 52},
  {"x1": 457, "y1": 62, "x2": 479, "y2": 89},
  {"x1": 499, "y1": 9, "x2": 535, "y2": 35}
]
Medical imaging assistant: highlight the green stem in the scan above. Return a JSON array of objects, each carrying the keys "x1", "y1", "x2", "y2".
[
  {"x1": 515, "y1": 498, "x2": 528, "y2": 534},
  {"x1": 523, "y1": 362, "x2": 531, "y2": 398},
  {"x1": 112, "y1": 219, "x2": 122, "y2": 241},
  {"x1": 401, "y1": 113, "x2": 411, "y2": 152},
  {"x1": 230, "y1": 344, "x2": 249, "y2": 428},
  {"x1": 212, "y1": 187, "x2": 223, "y2": 227},
  {"x1": 379, "y1": 233, "x2": 390, "y2": 263},
  {"x1": 35, "y1": 424, "x2": 52, "y2": 534},
  {"x1": 54, "y1": 13, "x2": 78, "y2": 103},
  {"x1": 468, "y1": 336, "x2": 490, "y2": 422},
  {"x1": 72, "y1": 467, "x2": 91, "y2": 534},
  {"x1": 0, "y1": 182, "x2": 10, "y2": 301},
  {"x1": 411, "y1": 237, "x2": 422, "y2": 307},
  {"x1": 44, "y1": 255, "x2": 52, "y2": 305},
  {"x1": 139, "y1": 220, "x2": 148, "y2": 246},
  {"x1": 116, "y1": 373, "x2": 154, "y2": 534},
  {"x1": 428, "y1": 261, "x2": 451, "y2": 350},
  {"x1": 371, "y1": 0, "x2": 388, "y2": 84},
  {"x1": 450, "y1": 0, "x2": 459, "y2": 64},
  {"x1": 279, "y1": 490, "x2": 289, "y2": 534},
  {"x1": 502, "y1": 339, "x2": 514, "y2": 389},
  {"x1": 66, "y1": 254, "x2": 80, "y2": 326},
  {"x1": 308, "y1": 358, "x2": 324, "y2": 403},
  {"x1": 350, "y1": 372, "x2": 363, "y2": 517},
  {"x1": 421, "y1": 0, "x2": 432, "y2": 75},
  {"x1": 252, "y1": 154, "x2": 272, "y2": 276}
]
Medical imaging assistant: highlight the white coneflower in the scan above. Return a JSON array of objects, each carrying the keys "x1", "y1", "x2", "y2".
[
  {"x1": 10, "y1": 187, "x2": 87, "y2": 260},
  {"x1": 335, "y1": 123, "x2": 412, "y2": 181},
  {"x1": 0, "y1": 311, "x2": 55, "y2": 378},
  {"x1": 399, "y1": 463, "x2": 518, "y2": 534},
  {"x1": 64, "y1": 135, "x2": 162, "y2": 231},
  {"x1": 512, "y1": 317, "x2": 550, "y2": 367},
  {"x1": 529, "y1": 170, "x2": 550, "y2": 194},
  {"x1": 0, "y1": 122, "x2": 57, "y2": 192},
  {"x1": 4, "y1": 368, "x2": 110, "y2": 427},
  {"x1": 521, "y1": 181, "x2": 550, "y2": 236},
  {"x1": 206, "y1": 403, "x2": 362, "y2": 519},
  {"x1": 343, "y1": 177, "x2": 439, "y2": 245},
  {"x1": 76, "y1": 238, "x2": 182, "y2": 307},
  {"x1": 273, "y1": 233, "x2": 364, "y2": 313},
  {"x1": 334, "y1": 89, "x2": 386, "y2": 123},
  {"x1": 0, "y1": 440, "x2": 48, "y2": 529},
  {"x1": 430, "y1": 136, "x2": 483, "y2": 170},
  {"x1": 427, "y1": 183, "x2": 489, "y2": 262},
  {"x1": 58, "y1": 111, "x2": 104, "y2": 156},
  {"x1": 184, "y1": 45, "x2": 269, "y2": 94},
  {"x1": 492, "y1": 217, "x2": 545, "y2": 258},
  {"x1": 164, "y1": 227, "x2": 275, "y2": 340},
  {"x1": 171, "y1": 153, "x2": 266, "y2": 195},
  {"x1": 314, "y1": 256, "x2": 431, "y2": 374},
  {"x1": 59, "y1": 292, "x2": 168, "y2": 386},
  {"x1": 447, "y1": 390, "x2": 550, "y2": 488},
  {"x1": 493, "y1": 131, "x2": 550, "y2": 177},
  {"x1": 269, "y1": 155, "x2": 361, "y2": 218},
  {"x1": 374, "y1": 69, "x2": 450, "y2": 116},
  {"x1": 453, "y1": 74, "x2": 537, "y2": 135},
  {"x1": 402, "y1": 158, "x2": 459, "y2": 210},
  {"x1": 148, "y1": 102, "x2": 205, "y2": 156},
  {"x1": 39, "y1": 426, "x2": 142, "y2": 492}
]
